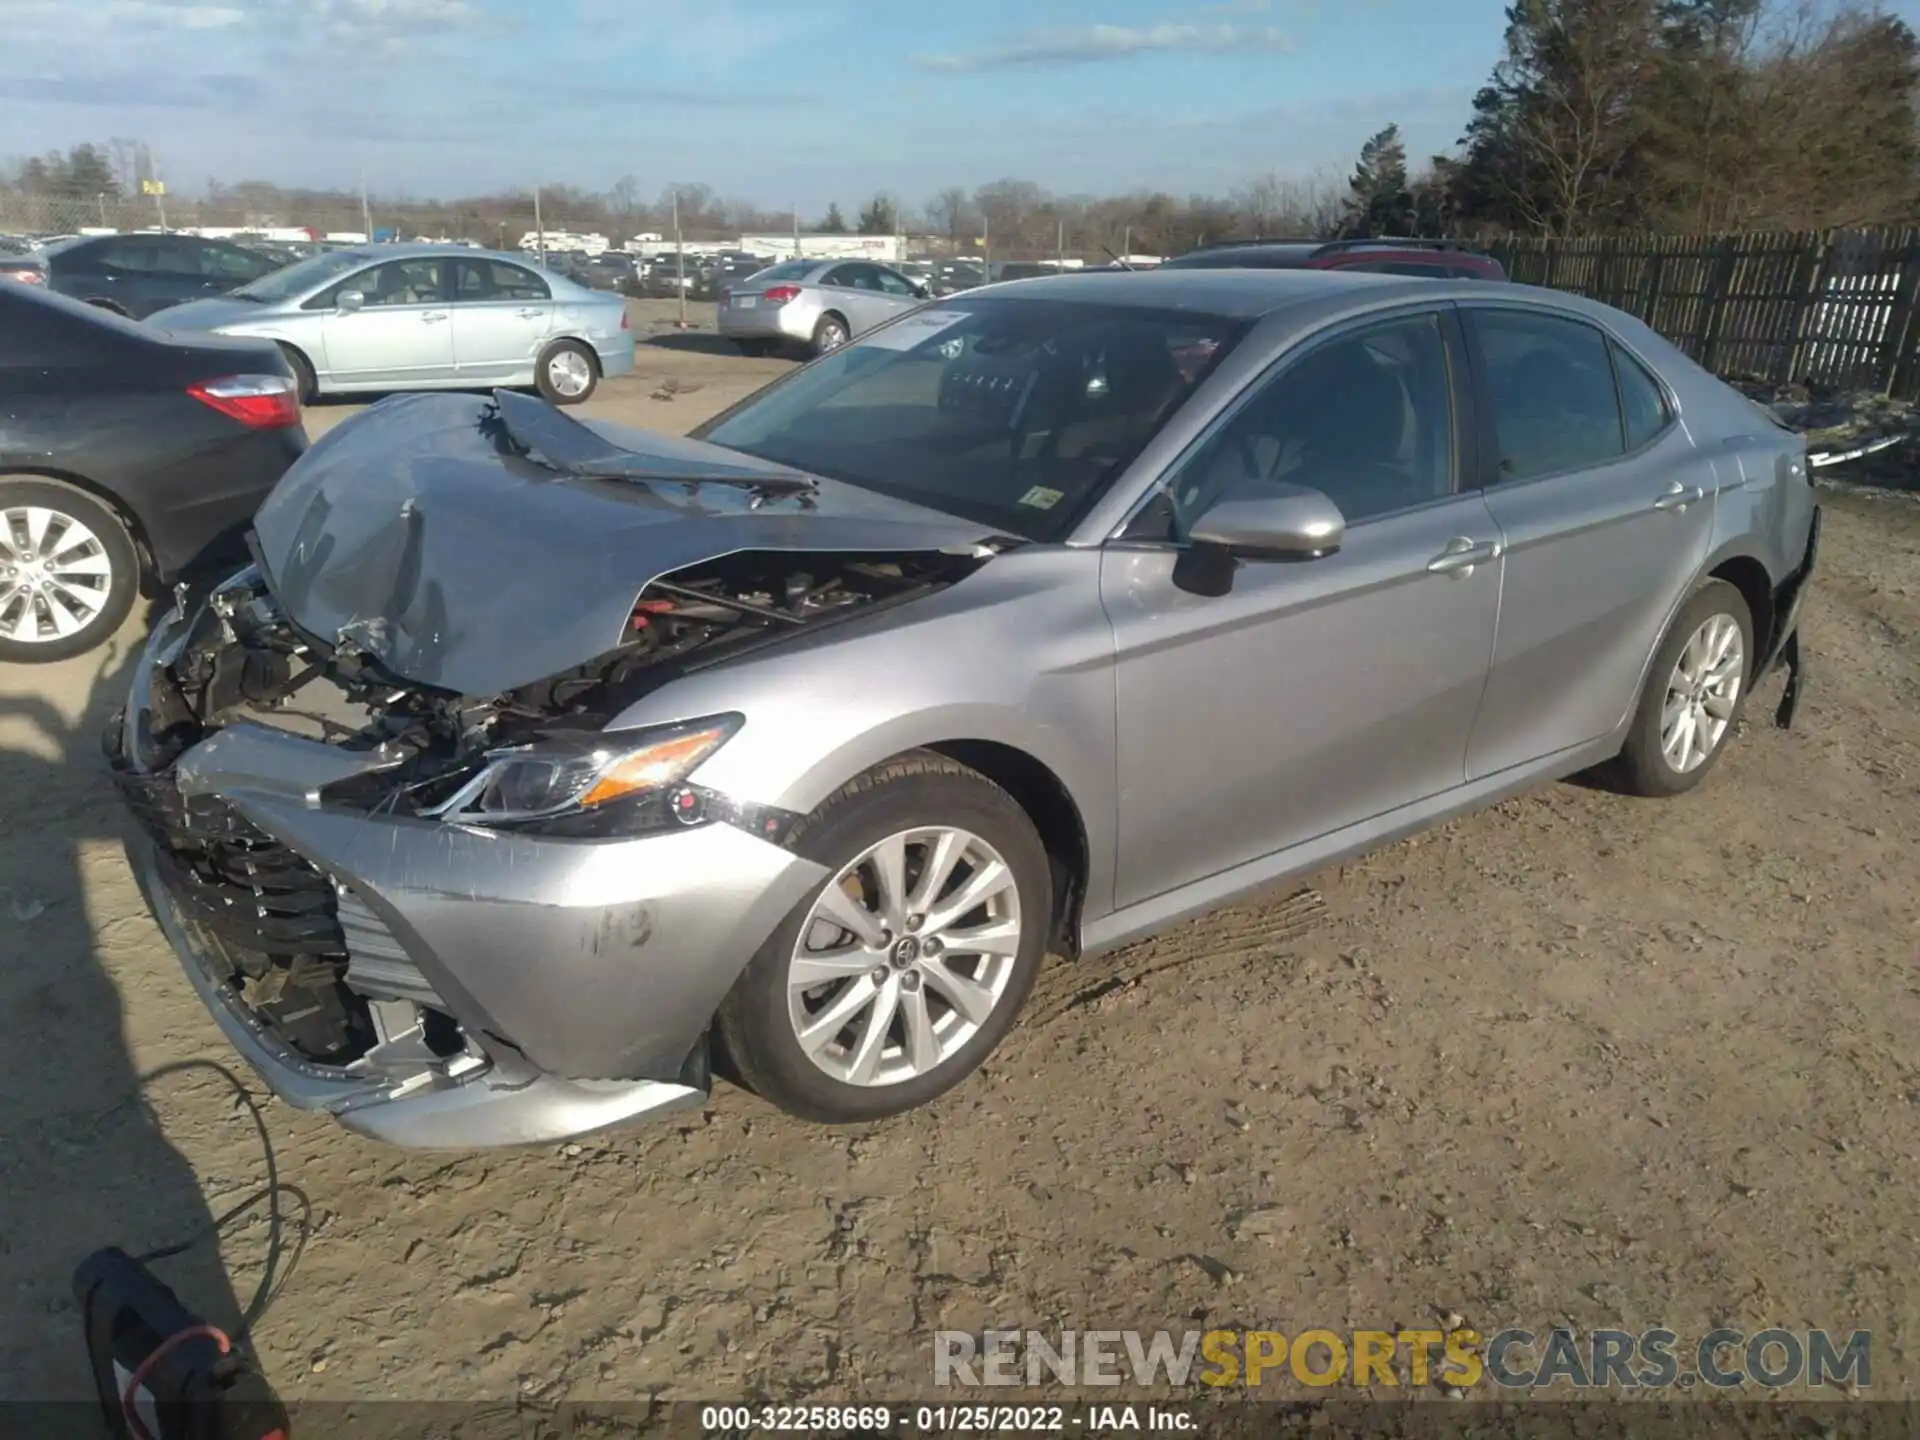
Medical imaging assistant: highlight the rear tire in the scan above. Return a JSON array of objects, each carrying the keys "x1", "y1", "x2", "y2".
[
  {"x1": 1603, "y1": 578, "x2": 1755, "y2": 797},
  {"x1": 715, "y1": 753, "x2": 1051, "y2": 1124},
  {"x1": 810, "y1": 313, "x2": 850, "y2": 358},
  {"x1": 0, "y1": 476, "x2": 141, "y2": 663},
  {"x1": 535, "y1": 339, "x2": 599, "y2": 405}
]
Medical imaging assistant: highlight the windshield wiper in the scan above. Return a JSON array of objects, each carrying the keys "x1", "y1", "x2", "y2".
[{"x1": 483, "y1": 388, "x2": 819, "y2": 497}]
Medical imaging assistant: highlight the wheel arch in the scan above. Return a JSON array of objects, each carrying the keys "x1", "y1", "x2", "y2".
[
  {"x1": 541, "y1": 333, "x2": 602, "y2": 373},
  {"x1": 1705, "y1": 551, "x2": 1775, "y2": 660},
  {"x1": 0, "y1": 466, "x2": 157, "y2": 588},
  {"x1": 920, "y1": 739, "x2": 1091, "y2": 959}
]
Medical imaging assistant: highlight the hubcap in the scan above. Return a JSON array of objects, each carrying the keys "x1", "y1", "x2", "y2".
[
  {"x1": 819, "y1": 323, "x2": 847, "y2": 352},
  {"x1": 548, "y1": 350, "x2": 592, "y2": 397},
  {"x1": 0, "y1": 506, "x2": 113, "y2": 644},
  {"x1": 786, "y1": 826, "x2": 1023, "y2": 1087},
  {"x1": 1661, "y1": 612, "x2": 1744, "y2": 773}
]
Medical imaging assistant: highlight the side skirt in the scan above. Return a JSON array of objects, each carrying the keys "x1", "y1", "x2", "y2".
[{"x1": 1079, "y1": 732, "x2": 1625, "y2": 957}]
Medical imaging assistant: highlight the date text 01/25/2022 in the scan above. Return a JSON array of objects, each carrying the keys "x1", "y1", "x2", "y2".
[{"x1": 700, "y1": 1404, "x2": 1198, "y2": 1432}]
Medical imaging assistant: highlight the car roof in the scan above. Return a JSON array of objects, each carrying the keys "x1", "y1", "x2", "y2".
[
  {"x1": 970, "y1": 266, "x2": 1432, "y2": 317},
  {"x1": 973, "y1": 266, "x2": 1615, "y2": 327}
]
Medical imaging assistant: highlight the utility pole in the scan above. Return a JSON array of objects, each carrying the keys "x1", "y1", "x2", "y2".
[
  {"x1": 1057, "y1": 217, "x2": 1065, "y2": 269},
  {"x1": 97, "y1": 193, "x2": 107, "y2": 228},
  {"x1": 533, "y1": 186, "x2": 546, "y2": 265},
  {"x1": 150, "y1": 154, "x2": 166, "y2": 230},
  {"x1": 792, "y1": 203, "x2": 800, "y2": 261},
  {"x1": 1122, "y1": 225, "x2": 1131, "y2": 263},
  {"x1": 673, "y1": 187, "x2": 687, "y2": 329},
  {"x1": 359, "y1": 171, "x2": 373, "y2": 243},
  {"x1": 982, "y1": 214, "x2": 990, "y2": 278}
]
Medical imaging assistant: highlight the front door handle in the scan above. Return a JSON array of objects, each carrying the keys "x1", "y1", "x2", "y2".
[
  {"x1": 517, "y1": 307, "x2": 545, "y2": 319},
  {"x1": 1427, "y1": 536, "x2": 1501, "y2": 577},
  {"x1": 420, "y1": 310, "x2": 449, "y2": 323},
  {"x1": 1652, "y1": 481, "x2": 1705, "y2": 512}
]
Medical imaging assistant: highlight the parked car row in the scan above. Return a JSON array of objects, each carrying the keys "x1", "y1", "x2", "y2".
[{"x1": 96, "y1": 266, "x2": 1817, "y2": 1151}]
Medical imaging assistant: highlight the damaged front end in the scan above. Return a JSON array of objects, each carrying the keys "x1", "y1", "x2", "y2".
[{"x1": 110, "y1": 538, "x2": 986, "y2": 1147}]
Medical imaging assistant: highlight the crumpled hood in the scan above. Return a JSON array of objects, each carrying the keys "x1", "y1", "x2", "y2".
[{"x1": 250, "y1": 390, "x2": 995, "y2": 696}]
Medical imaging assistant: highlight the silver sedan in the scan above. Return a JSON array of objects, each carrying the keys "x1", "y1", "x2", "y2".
[
  {"x1": 715, "y1": 258, "x2": 930, "y2": 357},
  {"x1": 153, "y1": 243, "x2": 636, "y2": 405},
  {"x1": 113, "y1": 271, "x2": 1818, "y2": 1146}
]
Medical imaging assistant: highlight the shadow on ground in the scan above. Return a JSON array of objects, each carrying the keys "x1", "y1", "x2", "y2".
[{"x1": 0, "y1": 607, "x2": 278, "y2": 1400}]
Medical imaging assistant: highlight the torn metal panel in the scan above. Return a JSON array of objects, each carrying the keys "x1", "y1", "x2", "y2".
[{"x1": 250, "y1": 390, "x2": 997, "y2": 695}]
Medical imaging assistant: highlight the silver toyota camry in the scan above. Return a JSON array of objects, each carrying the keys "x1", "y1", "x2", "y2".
[
  {"x1": 152, "y1": 243, "x2": 635, "y2": 406},
  {"x1": 111, "y1": 270, "x2": 1819, "y2": 1148}
]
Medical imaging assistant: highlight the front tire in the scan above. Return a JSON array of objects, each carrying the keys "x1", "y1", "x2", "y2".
[
  {"x1": 535, "y1": 339, "x2": 599, "y2": 404},
  {"x1": 1605, "y1": 578, "x2": 1754, "y2": 797},
  {"x1": 278, "y1": 343, "x2": 318, "y2": 405},
  {"x1": 715, "y1": 753, "x2": 1051, "y2": 1124},
  {"x1": 0, "y1": 476, "x2": 140, "y2": 663}
]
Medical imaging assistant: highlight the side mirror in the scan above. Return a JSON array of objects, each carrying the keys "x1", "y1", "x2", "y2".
[
  {"x1": 1188, "y1": 480, "x2": 1345, "y2": 559},
  {"x1": 911, "y1": 283, "x2": 930, "y2": 299},
  {"x1": 335, "y1": 289, "x2": 365, "y2": 313}
]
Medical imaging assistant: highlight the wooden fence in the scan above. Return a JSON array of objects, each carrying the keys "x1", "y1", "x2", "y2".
[{"x1": 1486, "y1": 226, "x2": 1920, "y2": 400}]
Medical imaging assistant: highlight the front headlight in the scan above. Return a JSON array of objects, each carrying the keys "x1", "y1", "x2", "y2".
[{"x1": 429, "y1": 714, "x2": 742, "y2": 833}]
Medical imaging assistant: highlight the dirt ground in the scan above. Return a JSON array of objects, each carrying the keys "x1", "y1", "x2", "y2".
[{"x1": 3, "y1": 301, "x2": 1918, "y2": 1407}]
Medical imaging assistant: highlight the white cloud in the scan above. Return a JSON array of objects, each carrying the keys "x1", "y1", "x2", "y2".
[{"x1": 915, "y1": 20, "x2": 1295, "y2": 73}]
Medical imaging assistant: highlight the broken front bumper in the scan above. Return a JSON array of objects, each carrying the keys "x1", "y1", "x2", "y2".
[{"x1": 111, "y1": 611, "x2": 828, "y2": 1149}]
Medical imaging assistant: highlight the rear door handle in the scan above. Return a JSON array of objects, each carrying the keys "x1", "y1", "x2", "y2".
[
  {"x1": 1427, "y1": 536, "x2": 1501, "y2": 577},
  {"x1": 1652, "y1": 481, "x2": 1704, "y2": 511}
]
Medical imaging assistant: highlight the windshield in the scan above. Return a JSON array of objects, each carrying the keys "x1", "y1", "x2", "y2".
[
  {"x1": 694, "y1": 297, "x2": 1247, "y2": 541},
  {"x1": 232, "y1": 248, "x2": 372, "y2": 302}
]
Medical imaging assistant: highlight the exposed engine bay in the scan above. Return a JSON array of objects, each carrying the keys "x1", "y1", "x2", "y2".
[
  {"x1": 119, "y1": 545, "x2": 982, "y2": 1072},
  {"x1": 144, "y1": 546, "x2": 980, "y2": 778}
]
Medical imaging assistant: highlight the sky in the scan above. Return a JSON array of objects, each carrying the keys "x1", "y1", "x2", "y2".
[{"x1": 1, "y1": 0, "x2": 1571, "y2": 210}]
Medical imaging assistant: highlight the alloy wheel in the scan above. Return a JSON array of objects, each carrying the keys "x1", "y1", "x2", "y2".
[
  {"x1": 547, "y1": 349, "x2": 593, "y2": 398},
  {"x1": 1661, "y1": 612, "x2": 1744, "y2": 773},
  {"x1": 0, "y1": 505, "x2": 114, "y2": 644},
  {"x1": 786, "y1": 826, "x2": 1024, "y2": 1087}
]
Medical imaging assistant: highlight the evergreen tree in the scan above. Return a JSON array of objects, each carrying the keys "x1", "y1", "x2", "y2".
[{"x1": 1342, "y1": 124, "x2": 1411, "y2": 236}]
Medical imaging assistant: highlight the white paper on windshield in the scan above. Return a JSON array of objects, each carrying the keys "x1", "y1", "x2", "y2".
[{"x1": 857, "y1": 309, "x2": 970, "y2": 351}]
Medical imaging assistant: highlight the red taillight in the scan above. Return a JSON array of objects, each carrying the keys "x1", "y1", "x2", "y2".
[
  {"x1": 620, "y1": 308, "x2": 630, "y2": 330},
  {"x1": 188, "y1": 374, "x2": 301, "y2": 429},
  {"x1": 761, "y1": 285, "x2": 802, "y2": 305},
  {"x1": 3, "y1": 269, "x2": 45, "y2": 286}
]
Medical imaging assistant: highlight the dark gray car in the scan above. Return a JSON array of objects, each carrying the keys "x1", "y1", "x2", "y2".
[{"x1": 112, "y1": 270, "x2": 1818, "y2": 1147}]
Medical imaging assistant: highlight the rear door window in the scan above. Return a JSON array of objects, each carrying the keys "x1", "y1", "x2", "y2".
[
  {"x1": 1467, "y1": 309, "x2": 1626, "y2": 483},
  {"x1": 452, "y1": 259, "x2": 551, "y2": 302}
]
